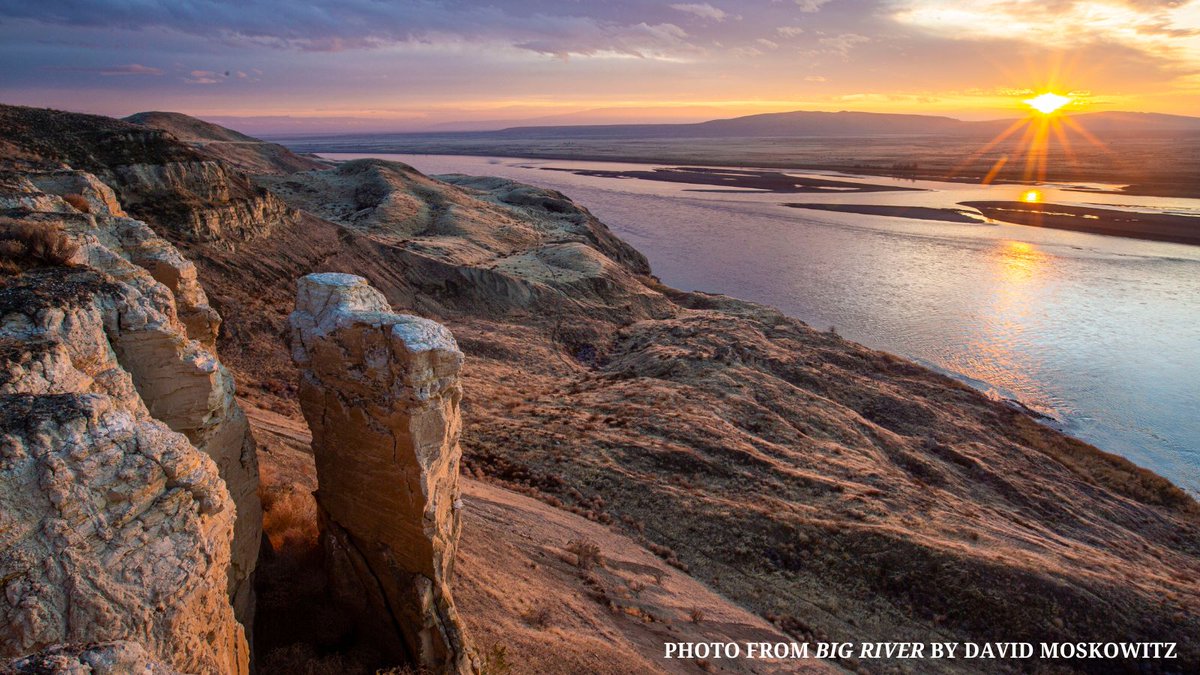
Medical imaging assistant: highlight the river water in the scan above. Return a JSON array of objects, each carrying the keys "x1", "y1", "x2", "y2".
[{"x1": 322, "y1": 153, "x2": 1200, "y2": 492}]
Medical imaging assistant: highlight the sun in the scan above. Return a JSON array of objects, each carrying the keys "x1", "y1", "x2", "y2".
[{"x1": 1024, "y1": 92, "x2": 1072, "y2": 115}]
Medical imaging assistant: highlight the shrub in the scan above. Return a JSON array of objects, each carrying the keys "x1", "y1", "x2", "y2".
[
  {"x1": 520, "y1": 602, "x2": 554, "y2": 629},
  {"x1": 565, "y1": 538, "x2": 604, "y2": 570},
  {"x1": 0, "y1": 220, "x2": 79, "y2": 274},
  {"x1": 481, "y1": 644, "x2": 511, "y2": 675}
]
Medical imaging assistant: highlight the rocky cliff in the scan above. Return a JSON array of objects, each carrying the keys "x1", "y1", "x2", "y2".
[
  {"x1": 0, "y1": 161, "x2": 260, "y2": 671},
  {"x1": 3, "y1": 105, "x2": 1198, "y2": 674},
  {"x1": 224, "y1": 146, "x2": 1200, "y2": 672},
  {"x1": 289, "y1": 273, "x2": 476, "y2": 673},
  {"x1": 0, "y1": 106, "x2": 296, "y2": 245}
]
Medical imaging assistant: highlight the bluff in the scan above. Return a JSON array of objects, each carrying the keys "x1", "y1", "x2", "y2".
[
  {"x1": 0, "y1": 157, "x2": 260, "y2": 668},
  {"x1": 125, "y1": 111, "x2": 331, "y2": 176},
  {"x1": 213, "y1": 132, "x2": 1200, "y2": 672},
  {"x1": 3, "y1": 105, "x2": 1198, "y2": 673}
]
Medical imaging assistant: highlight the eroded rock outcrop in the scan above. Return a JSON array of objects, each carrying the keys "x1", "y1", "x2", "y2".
[
  {"x1": 5, "y1": 640, "x2": 178, "y2": 674},
  {"x1": 0, "y1": 104, "x2": 298, "y2": 246},
  {"x1": 0, "y1": 171, "x2": 261, "y2": 672},
  {"x1": 289, "y1": 273, "x2": 476, "y2": 674},
  {"x1": 0, "y1": 271, "x2": 248, "y2": 674}
]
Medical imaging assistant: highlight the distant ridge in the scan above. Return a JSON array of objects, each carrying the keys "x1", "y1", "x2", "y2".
[{"x1": 477, "y1": 109, "x2": 1200, "y2": 140}]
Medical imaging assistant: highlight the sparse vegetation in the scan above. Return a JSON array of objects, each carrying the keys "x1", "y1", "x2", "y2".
[
  {"x1": 480, "y1": 643, "x2": 511, "y2": 675},
  {"x1": 565, "y1": 538, "x2": 603, "y2": 570},
  {"x1": 0, "y1": 219, "x2": 78, "y2": 274},
  {"x1": 520, "y1": 602, "x2": 554, "y2": 629},
  {"x1": 689, "y1": 608, "x2": 704, "y2": 624}
]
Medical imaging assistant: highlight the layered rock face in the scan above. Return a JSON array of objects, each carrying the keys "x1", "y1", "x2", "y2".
[
  {"x1": 0, "y1": 104, "x2": 297, "y2": 246},
  {"x1": 0, "y1": 171, "x2": 260, "y2": 671},
  {"x1": 289, "y1": 273, "x2": 475, "y2": 674}
]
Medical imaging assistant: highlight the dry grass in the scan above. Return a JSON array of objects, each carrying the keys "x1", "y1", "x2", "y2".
[{"x1": 0, "y1": 219, "x2": 78, "y2": 275}]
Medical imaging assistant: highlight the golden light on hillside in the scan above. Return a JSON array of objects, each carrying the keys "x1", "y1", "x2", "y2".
[{"x1": 1024, "y1": 93, "x2": 1072, "y2": 115}]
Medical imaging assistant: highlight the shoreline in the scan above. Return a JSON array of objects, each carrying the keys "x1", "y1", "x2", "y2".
[
  {"x1": 961, "y1": 200, "x2": 1200, "y2": 246},
  {"x1": 296, "y1": 144, "x2": 1200, "y2": 199}
]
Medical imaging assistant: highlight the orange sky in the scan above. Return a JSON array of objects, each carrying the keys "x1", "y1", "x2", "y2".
[{"x1": 2, "y1": 0, "x2": 1197, "y2": 132}]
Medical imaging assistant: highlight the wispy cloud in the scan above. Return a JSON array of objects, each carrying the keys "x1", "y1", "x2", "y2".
[
  {"x1": 795, "y1": 0, "x2": 834, "y2": 13},
  {"x1": 43, "y1": 63, "x2": 163, "y2": 76},
  {"x1": 670, "y1": 3, "x2": 728, "y2": 21}
]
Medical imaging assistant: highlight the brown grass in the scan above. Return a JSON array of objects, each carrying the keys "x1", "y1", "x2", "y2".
[
  {"x1": 1009, "y1": 414, "x2": 1198, "y2": 513},
  {"x1": 0, "y1": 220, "x2": 79, "y2": 275},
  {"x1": 261, "y1": 487, "x2": 319, "y2": 553}
]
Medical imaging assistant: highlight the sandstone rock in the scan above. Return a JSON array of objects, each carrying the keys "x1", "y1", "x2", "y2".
[
  {"x1": 0, "y1": 275, "x2": 247, "y2": 673},
  {"x1": 0, "y1": 105, "x2": 297, "y2": 247},
  {"x1": 289, "y1": 273, "x2": 476, "y2": 674},
  {"x1": 1, "y1": 167, "x2": 262, "y2": 668},
  {"x1": 5, "y1": 640, "x2": 178, "y2": 674},
  {"x1": 26, "y1": 171, "x2": 127, "y2": 217}
]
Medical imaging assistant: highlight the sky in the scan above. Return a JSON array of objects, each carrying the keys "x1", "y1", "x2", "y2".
[{"x1": 1, "y1": 0, "x2": 1198, "y2": 134}]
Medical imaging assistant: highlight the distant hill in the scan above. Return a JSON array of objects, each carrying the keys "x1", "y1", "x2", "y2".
[
  {"x1": 126, "y1": 111, "x2": 330, "y2": 174},
  {"x1": 436, "y1": 109, "x2": 1200, "y2": 140}
]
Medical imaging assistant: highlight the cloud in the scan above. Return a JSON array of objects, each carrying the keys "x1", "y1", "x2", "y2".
[
  {"x1": 185, "y1": 69, "x2": 222, "y2": 84},
  {"x1": 670, "y1": 3, "x2": 728, "y2": 21},
  {"x1": 0, "y1": 0, "x2": 707, "y2": 60},
  {"x1": 776, "y1": 26, "x2": 805, "y2": 37},
  {"x1": 514, "y1": 20, "x2": 693, "y2": 60},
  {"x1": 819, "y1": 33, "x2": 870, "y2": 56},
  {"x1": 42, "y1": 63, "x2": 163, "y2": 76},
  {"x1": 806, "y1": 75, "x2": 828, "y2": 82},
  {"x1": 893, "y1": 0, "x2": 1200, "y2": 61},
  {"x1": 795, "y1": 0, "x2": 834, "y2": 12}
]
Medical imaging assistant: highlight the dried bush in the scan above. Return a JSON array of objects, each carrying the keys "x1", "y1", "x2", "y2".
[
  {"x1": 0, "y1": 220, "x2": 78, "y2": 274},
  {"x1": 520, "y1": 602, "x2": 554, "y2": 629},
  {"x1": 565, "y1": 538, "x2": 604, "y2": 570}
]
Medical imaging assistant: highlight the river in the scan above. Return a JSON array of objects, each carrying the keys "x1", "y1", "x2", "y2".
[{"x1": 321, "y1": 153, "x2": 1200, "y2": 492}]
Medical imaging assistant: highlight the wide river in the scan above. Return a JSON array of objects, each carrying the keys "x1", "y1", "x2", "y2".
[{"x1": 323, "y1": 153, "x2": 1200, "y2": 492}]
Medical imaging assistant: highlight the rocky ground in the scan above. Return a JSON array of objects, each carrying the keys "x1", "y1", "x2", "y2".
[{"x1": 3, "y1": 103, "x2": 1199, "y2": 674}]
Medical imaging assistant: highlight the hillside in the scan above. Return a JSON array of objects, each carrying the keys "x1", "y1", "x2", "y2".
[
  {"x1": 3, "y1": 104, "x2": 1199, "y2": 673},
  {"x1": 126, "y1": 110, "x2": 331, "y2": 175}
]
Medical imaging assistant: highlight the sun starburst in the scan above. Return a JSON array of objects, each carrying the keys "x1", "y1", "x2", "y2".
[{"x1": 1024, "y1": 92, "x2": 1072, "y2": 115}]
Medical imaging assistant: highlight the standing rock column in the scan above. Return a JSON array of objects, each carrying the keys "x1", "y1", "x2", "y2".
[{"x1": 289, "y1": 273, "x2": 476, "y2": 674}]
